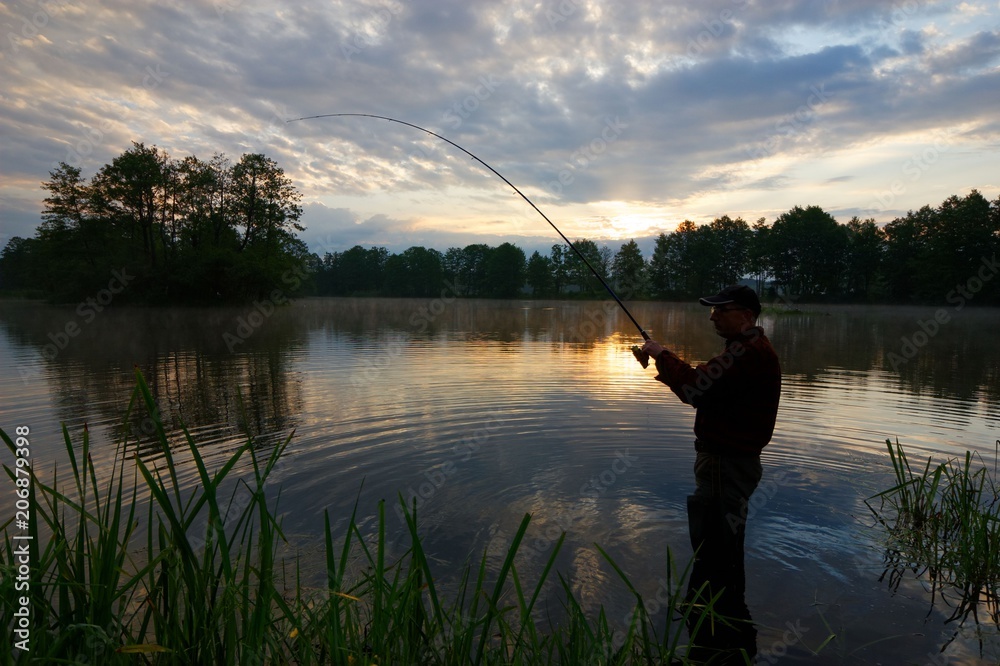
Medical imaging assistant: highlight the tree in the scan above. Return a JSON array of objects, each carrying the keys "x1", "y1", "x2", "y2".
[
  {"x1": 383, "y1": 247, "x2": 443, "y2": 297},
  {"x1": 317, "y1": 251, "x2": 340, "y2": 295},
  {"x1": 990, "y1": 194, "x2": 1000, "y2": 305},
  {"x1": 844, "y1": 217, "x2": 884, "y2": 300},
  {"x1": 34, "y1": 163, "x2": 100, "y2": 297},
  {"x1": 708, "y1": 215, "x2": 752, "y2": 288},
  {"x1": 883, "y1": 206, "x2": 933, "y2": 302},
  {"x1": 647, "y1": 222, "x2": 715, "y2": 298},
  {"x1": 89, "y1": 142, "x2": 171, "y2": 274},
  {"x1": 230, "y1": 153, "x2": 303, "y2": 254},
  {"x1": 747, "y1": 218, "x2": 771, "y2": 295},
  {"x1": 549, "y1": 244, "x2": 568, "y2": 295},
  {"x1": 768, "y1": 205, "x2": 847, "y2": 298},
  {"x1": 468, "y1": 244, "x2": 495, "y2": 297},
  {"x1": 611, "y1": 239, "x2": 647, "y2": 298},
  {"x1": 666, "y1": 220, "x2": 715, "y2": 297},
  {"x1": 485, "y1": 242, "x2": 526, "y2": 298},
  {"x1": 882, "y1": 191, "x2": 997, "y2": 303},
  {"x1": 169, "y1": 154, "x2": 238, "y2": 299},
  {"x1": 453, "y1": 244, "x2": 492, "y2": 296},
  {"x1": 0, "y1": 237, "x2": 39, "y2": 292},
  {"x1": 599, "y1": 245, "x2": 613, "y2": 279},
  {"x1": 924, "y1": 191, "x2": 994, "y2": 300},
  {"x1": 173, "y1": 155, "x2": 227, "y2": 250},
  {"x1": 22, "y1": 144, "x2": 309, "y2": 303},
  {"x1": 565, "y1": 239, "x2": 607, "y2": 295},
  {"x1": 39, "y1": 163, "x2": 98, "y2": 270},
  {"x1": 526, "y1": 251, "x2": 553, "y2": 297},
  {"x1": 218, "y1": 154, "x2": 304, "y2": 300},
  {"x1": 648, "y1": 232, "x2": 680, "y2": 298},
  {"x1": 442, "y1": 247, "x2": 465, "y2": 293},
  {"x1": 320, "y1": 245, "x2": 388, "y2": 295}
]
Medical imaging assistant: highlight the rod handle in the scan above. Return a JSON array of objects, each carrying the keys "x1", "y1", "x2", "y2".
[{"x1": 631, "y1": 345, "x2": 649, "y2": 369}]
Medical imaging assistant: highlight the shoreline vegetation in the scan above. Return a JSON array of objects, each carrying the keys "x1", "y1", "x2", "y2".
[
  {"x1": 865, "y1": 439, "x2": 1000, "y2": 653},
  {"x1": 0, "y1": 145, "x2": 997, "y2": 307},
  {"x1": 1, "y1": 370, "x2": 761, "y2": 665}
]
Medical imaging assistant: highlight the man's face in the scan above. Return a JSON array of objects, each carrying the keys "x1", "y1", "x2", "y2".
[{"x1": 708, "y1": 305, "x2": 755, "y2": 338}]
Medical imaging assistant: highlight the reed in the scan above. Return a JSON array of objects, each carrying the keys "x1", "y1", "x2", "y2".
[
  {"x1": 866, "y1": 438, "x2": 1000, "y2": 632},
  {"x1": 1, "y1": 368, "x2": 746, "y2": 664}
]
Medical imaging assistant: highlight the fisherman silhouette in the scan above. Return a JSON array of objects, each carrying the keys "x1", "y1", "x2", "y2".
[{"x1": 641, "y1": 285, "x2": 781, "y2": 664}]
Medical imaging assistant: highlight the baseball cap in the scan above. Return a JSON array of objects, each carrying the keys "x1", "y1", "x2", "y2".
[{"x1": 699, "y1": 284, "x2": 761, "y2": 316}]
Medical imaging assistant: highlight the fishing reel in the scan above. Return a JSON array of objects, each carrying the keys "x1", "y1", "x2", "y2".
[{"x1": 631, "y1": 345, "x2": 650, "y2": 369}]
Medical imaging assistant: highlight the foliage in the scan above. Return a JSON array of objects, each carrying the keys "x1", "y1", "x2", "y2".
[
  {"x1": 0, "y1": 237, "x2": 43, "y2": 296},
  {"x1": 844, "y1": 217, "x2": 885, "y2": 301},
  {"x1": 4, "y1": 158, "x2": 997, "y2": 307},
  {"x1": 611, "y1": 239, "x2": 648, "y2": 298},
  {"x1": 882, "y1": 191, "x2": 998, "y2": 303},
  {"x1": 646, "y1": 233, "x2": 670, "y2": 298},
  {"x1": 302, "y1": 189, "x2": 1000, "y2": 303},
  {"x1": 746, "y1": 217, "x2": 771, "y2": 295},
  {"x1": 319, "y1": 245, "x2": 389, "y2": 296},
  {"x1": 708, "y1": 215, "x2": 753, "y2": 289},
  {"x1": 564, "y1": 239, "x2": 609, "y2": 296},
  {"x1": 443, "y1": 243, "x2": 492, "y2": 296},
  {"x1": 486, "y1": 242, "x2": 527, "y2": 298},
  {"x1": 767, "y1": 205, "x2": 848, "y2": 299},
  {"x1": 384, "y1": 247, "x2": 445, "y2": 297},
  {"x1": 549, "y1": 244, "x2": 569, "y2": 295},
  {"x1": 526, "y1": 250, "x2": 555, "y2": 297},
  {"x1": 647, "y1": 217, "x2": 751, "y2": 299},
  {"x1": 866, "y1": 439, "x2": 1000, "y2": 650},
  {"x1": 0, "y1": 370, "x2": 737, "y2": 665},
  {"x1": 3, "y1": 144, "x2": 306, "y2": 303}
]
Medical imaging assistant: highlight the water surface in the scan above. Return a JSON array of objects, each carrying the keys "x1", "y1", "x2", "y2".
[{"x1": 1, "y1": 297, "x2": 998, "y2": 664}]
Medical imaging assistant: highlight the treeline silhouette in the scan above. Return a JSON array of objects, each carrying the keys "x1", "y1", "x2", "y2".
[
  {"x1": 1, "y1": 143, "x2": 997, "y2": 306},
  {"x1": 316, "y1": 191, "x2": 1000, "y2": 304}
]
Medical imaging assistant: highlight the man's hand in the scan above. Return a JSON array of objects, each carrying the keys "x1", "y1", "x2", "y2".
[
  {"x1": 641, "y1": 340, "x2": 665, "y2": 359},
  {"x1": 631, "y1": 345, "x2": 649, "y2": 368}
]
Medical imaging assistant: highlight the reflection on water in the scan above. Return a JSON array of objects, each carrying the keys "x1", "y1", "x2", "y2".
[{"x1": 1, "y1": 297, "x2": 999, "y2": 663}]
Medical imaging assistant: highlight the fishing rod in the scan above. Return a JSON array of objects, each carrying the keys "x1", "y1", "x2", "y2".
[{"x1": 286, "y1": 113, "x2": 652, "y2": 367}]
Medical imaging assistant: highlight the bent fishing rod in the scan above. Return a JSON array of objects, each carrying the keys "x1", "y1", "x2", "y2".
[{"x1": 286, "y1": 113, "x2": 652, "y2": 367}]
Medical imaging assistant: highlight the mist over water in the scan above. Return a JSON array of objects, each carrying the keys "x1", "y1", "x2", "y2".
[{"x1": 2, "y1": 297, "x2": 998, "y2": 663}]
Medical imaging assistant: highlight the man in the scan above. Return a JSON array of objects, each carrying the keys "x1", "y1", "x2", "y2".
[
  {"x1": 641, "y1": 284, "x2": 781, "y2": 570},
  {"x1": 641, "y1": 284, "x2": 780, "y2": 663}
]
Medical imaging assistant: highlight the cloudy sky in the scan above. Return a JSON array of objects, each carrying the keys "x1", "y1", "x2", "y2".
[{"x1": 1, "y1": 0, "x2": 998, "y2": 257}]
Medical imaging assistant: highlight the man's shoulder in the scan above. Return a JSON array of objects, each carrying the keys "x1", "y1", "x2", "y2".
[
  {"x1": 733, "y1": 326, "x2": 770, "y2": 347},
  {"x1": 739, "y1": 327, "x2": 780, "y2": 363}
]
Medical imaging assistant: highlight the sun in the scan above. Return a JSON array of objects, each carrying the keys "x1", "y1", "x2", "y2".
[
  {"x1": 597, "y1": 202, "x2": 671, "y2": 239},
  {"x1": 610, "y1": 213, "x2": 656, "y2": 238}
]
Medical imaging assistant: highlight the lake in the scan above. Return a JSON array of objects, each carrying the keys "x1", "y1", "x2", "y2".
[{"x1": 1, "y1": 297, "x2": 999, "y2": 664}]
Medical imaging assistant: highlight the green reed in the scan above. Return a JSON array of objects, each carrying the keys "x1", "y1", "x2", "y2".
[
  {"x1": 1, "y1": 368, "x2": 735, "y2": 664},
  {"x1": 866, "y1": 438, "x2": 1000, "y2": 630}
]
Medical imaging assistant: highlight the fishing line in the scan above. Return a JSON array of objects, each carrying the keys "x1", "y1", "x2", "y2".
[{"x1": 286, "y1": 113, "x2": 651, "y2": 365}]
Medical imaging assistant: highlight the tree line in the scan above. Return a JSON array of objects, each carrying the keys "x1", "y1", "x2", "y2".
[
  {"x1": 2, "y1": 143, "x2": 997, "y2": 306},
  {"x1": 316, "y1": 191, "x2": 1000, "y2": 305}
]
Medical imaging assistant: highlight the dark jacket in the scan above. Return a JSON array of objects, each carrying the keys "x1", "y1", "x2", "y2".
[{"x1": 653, "y1": 326, "x2": 781, "y2": 456}]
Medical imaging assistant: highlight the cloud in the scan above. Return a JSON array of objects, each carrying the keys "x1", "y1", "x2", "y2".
[
  {"x1": 926, "y1": 29, "x2": 1000, "y2": 74},
  {"x1": 300, "y1": 205, "x2": 410, "y2": 253},
  {"x1": 1, "y1": 0, "x2": 996, "y2": 253}
]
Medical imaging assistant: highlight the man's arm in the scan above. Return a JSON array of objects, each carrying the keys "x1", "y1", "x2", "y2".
[
  {"x1": 641, "y1": 340, "x2": 704, "y2": 406},
  {"x1": 643, "y1": 337, "x2": 758, "y2": 409}
]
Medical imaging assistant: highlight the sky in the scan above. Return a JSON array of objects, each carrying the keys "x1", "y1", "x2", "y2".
[{"x1": 1, "y1": 0, "x2": 998, "y2": 258}]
